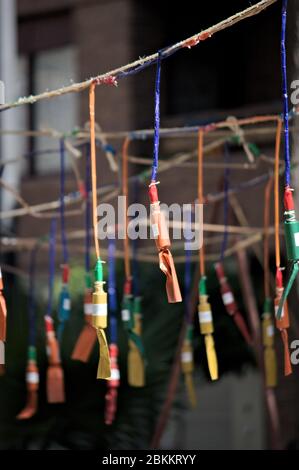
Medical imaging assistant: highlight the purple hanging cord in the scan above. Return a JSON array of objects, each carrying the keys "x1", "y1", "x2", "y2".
[
  {"x1": 151, "y1": 52, "x2": 162, "y2": 183},
  {"x1": 281, "y1": 0, "x2": 291, "y2": 187}
]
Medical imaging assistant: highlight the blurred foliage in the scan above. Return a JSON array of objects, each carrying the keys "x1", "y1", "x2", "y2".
[{"x1": 0, "y1": 254, "x2": 256, "y2": 450}]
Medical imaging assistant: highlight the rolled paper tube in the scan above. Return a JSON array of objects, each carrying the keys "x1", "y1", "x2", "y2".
[
  {"x1": 26, "y1": 361, "x2": 39, "y2": 392},
  {"x1": 108, "y1": 344, "x2": 120, "y2": 388},
  {"x1": 16, "y1": 390, "x2": 38, "y2": 420},
  {"x1": 181, "y1": 337, "x2": 196, "y2": 407},
  {"x1": 128, "y1": 314, "x2": 145, "y2": 387},
  {"x1": 198, "y1": 295, "x2": 214, "y2": 335},
  {"x1": 84, "y1": 289, "x2": 93, "y2": 323},
  {"x1": 264, "y1": 347, "x2": 277, "y2": 388},
  {"x1": 275, "y1": 289, "x2": 290, "y2": 329},
  {"x1": 105, "y1": 344, "x2": 119, "y2": 425},
  {"x1": 45, "y1": 317, "x2": 65, "y2": 403},
  {"x1": 17, "y1": 347, "x2": 39, "y2": 420},
  {"x1": 71, "y1": 323, "x2": 97, "y2": 362},
  {"x1": 284, "y1": 188, "x2": 299, "y2": 261},
  {"x1": 181, "y1": 340, "x2": 194, "y2": 375},
  {"x1": 150, "y1": 202, "x2": 171, "y2": 250},
  {"x1": 71, "y1": 289, "x2": 97, "y2": 362},
  {"x1": 92, "y1": 282, "x2": 108, "y2": 329},
  {"x1": 215, "y1": 263, "x2": 237, "y2": 316},
  {"x1": 59, "y1": 286, "x2": 71, "y2": 323},
  {"x1": 47, "y1": 363, "x2": 65, "y2": 403},
  {"x1": 262, "y1": 314, "x2": 275, "y2": 348}
]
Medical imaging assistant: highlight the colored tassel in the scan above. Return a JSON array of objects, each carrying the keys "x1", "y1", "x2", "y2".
[
  {"x1": 262, "y1": 298, "x2": 277, "y2": 388},
  {"x1": 45, "y1": 315, "x2": 65, "y2": 403},
  {"x1": 181, "y1": 326, "x2": 196, "y2": 408},
  {"x1": 71, "y1": 287, "x2": 97, "y2": 362},
  {"x1": 105, "y1": 344, "x2": 120, "y2": 425},
  {"x1": 0, "y1": 267, "x2": 7, "y2": 343},
  {"x1": 275, "y1": 270, "x2": 292, "y2": 376},
  {"x1": 17, "y1": 346, "x2": 39, "y2": 420},
  {"x1": 215, "y1": 262, "x2": 252, "y2": 345},
  {"x1": 128, "y1": 297, "x2": 145, "y2": 387},
  {"x1": 198, "y1": 277, "x2": 218, "y2": 381},
  {"x1": 149, "y1": 183, "x2": 182, "y2": 303},
  {"x1": 92, "y1": 259, "x2": 111, "y2": 380}
]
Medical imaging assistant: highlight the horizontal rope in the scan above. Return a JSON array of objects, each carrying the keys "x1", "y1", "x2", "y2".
[{"x1": 0, "y1": 0, "x2": 277, "y2": 113}]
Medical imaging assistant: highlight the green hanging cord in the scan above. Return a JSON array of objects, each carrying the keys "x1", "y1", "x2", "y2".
[
  {"x1": 28, "y1": 345, "x2": 37, "y2": 362},
  {"x1": 199, "y1": 276, "x2": 207, "y2": 296},
  {"x1": 94, "y1": 258, "x2": 104, "y2": 283},
  {"x1": 263, "y1": 297, "x2": 272, "y2": 316}
]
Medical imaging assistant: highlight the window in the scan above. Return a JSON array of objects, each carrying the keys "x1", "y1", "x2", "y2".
[{"x1": 33, "y1": 45, "x2": 78, "y2": 174}]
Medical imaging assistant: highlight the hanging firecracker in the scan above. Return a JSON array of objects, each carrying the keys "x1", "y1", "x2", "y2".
[
  {"x1": 72, "y1": 144, "x2": 97, "y2": 362},
  {"x1": 148, "y1": 53, "x2": 182, "y2": 303},
  {"x1": 89, "y1": 82, "x2": 111, "y2": 380},
  {"x1": 197, "y1": 129, "x2": 218, "y2": 381}
]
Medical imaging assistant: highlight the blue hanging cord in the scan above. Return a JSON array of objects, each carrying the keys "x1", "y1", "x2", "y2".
[
  {"x1": 28, "y1": 244, "x2": 39, "y2": 348},
  {"x1": 60, "y1": 138, "x2": 69, "y2": 265},
  {"x1": 108, "y1": 238, "x2": 117, "y2": 345},
  {"x1": 220, "y1": 143, "x2": 230, "y2": 262},
  {"x1": 281, "y1": 0, "x2": 291, "y2": 187},
  {"x1": 85, "y1": 144, "x2": 91, "y2": 276},
  {"x1": 151, "y1": 51, "x2": 162, "y2": 183},
  {"x1": 47, "y1": 218, "x2": 57, "y2": 318}
]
